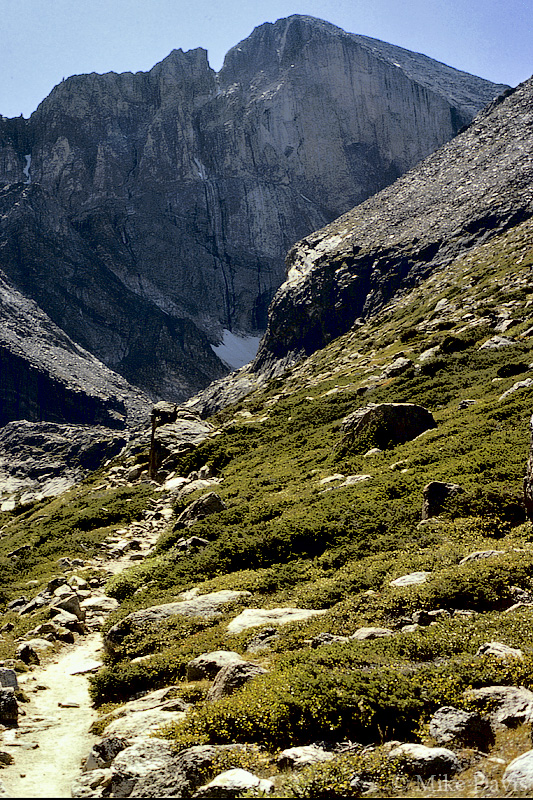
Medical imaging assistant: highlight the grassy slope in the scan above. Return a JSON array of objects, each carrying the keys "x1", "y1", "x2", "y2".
[{"x1": 2, "y1": 217, "x2": 533, "y2": 794}]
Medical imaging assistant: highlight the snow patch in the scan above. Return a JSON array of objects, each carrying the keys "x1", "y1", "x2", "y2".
[
  {"x1": 211, "y1": 330, "x2": 262, "y2": 370},
  {"x1": 23, "y1": 154, "x2": 31, "y2": 184}
]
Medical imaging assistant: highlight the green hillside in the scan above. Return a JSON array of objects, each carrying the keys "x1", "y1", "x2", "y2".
[{"x1": 2, "y1": 216, "x2": 533, "y2": 795}]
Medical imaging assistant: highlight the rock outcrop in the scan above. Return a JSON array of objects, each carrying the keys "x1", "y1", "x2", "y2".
[{"x1": 0, "y1": 16, "x2": 505, "y2": 399}]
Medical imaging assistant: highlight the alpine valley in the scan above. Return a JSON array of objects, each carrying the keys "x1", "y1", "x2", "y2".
[{"x1": 1, "y1": 14, "x2": 533, "y2": 800}]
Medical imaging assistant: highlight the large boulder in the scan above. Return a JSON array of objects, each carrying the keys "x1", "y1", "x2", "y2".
[
  {"x1": 0, "y1": 668, "x2": 18, "y2": 690},
  {"x1": 207, "y1": 662, "x2": 268, "y2": 702},
  {"x1": 175, "y1": 493, "x2": 227, "y2": 528},
  {"x1": 51, "y1": 592, "x2": 86, "y2": 621},
  {"x1": 105, "y1": 590, "x2": 251, "y2": 655},
  {"x1": 341, "y1": 403, "x2": 436, "y2": 449},
  {"x1": 102, "y1": 708, "x2": 187, "y2": 742},
  {"x1": 193, "y1": 768, "x2": 274, "y2": 798},
  {"x1": 475, "y1": 642, "x2": 524, "y2": 660},
  {"x1": 388, "y1": 743, "x2": 460, "y2": 778},
  {"x1": 465, "y1": 686, "x2": 533, "y2": 730},
  {"x1": 429, "y1": 706, "x2": 494, "y2": 749},
  {"x1": 503, "y1": 750, "x2": 533, "y2": 793},
  {"x1": 422, "y1": 481, "x2": 464, "y2": 519},
  {"x1": 350, "y1": 627, "x2": 394, "y2": 641},
  {"x1": 227, "y1": 607, "x2": 327, "y2": 635},
  {"x1": 84, "y1": 737, "x2": 128, "y2": 771},
  {"x1": 187, "y1": 651, "x2": 244, "y2": 681},
  {"x1": 390, "y1": 571, "x2": 430, "y2": 588},
  {"x1": 278, "y1": 744, "x2": 334, "y2": 770}
]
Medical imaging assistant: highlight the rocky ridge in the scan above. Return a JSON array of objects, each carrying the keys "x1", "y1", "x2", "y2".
[{"x1": 0, "y1": 15, "x2": 506, "y2": 399}]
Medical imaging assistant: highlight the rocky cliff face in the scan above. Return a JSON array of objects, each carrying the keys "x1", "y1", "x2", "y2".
[
  {"x1": 254, "y1": 78, "x2": 533, "y2": 370},
  {"x1": 0, "y1": 15, "x2": 506, "y2": 399}
]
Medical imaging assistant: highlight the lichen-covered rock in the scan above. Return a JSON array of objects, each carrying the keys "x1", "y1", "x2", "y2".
[
  {"x1": 390, "y1": 571, "x2": 431, "y2": 587},
  {"x1": 350, "y1": 627, "x2": 394, "y2": 641},
  {"x1": 84, "y1": 737, "x2": 128, "y2": 771}
]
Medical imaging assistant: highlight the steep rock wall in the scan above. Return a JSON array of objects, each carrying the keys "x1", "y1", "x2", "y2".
[{"x1": 0, "y1": 16, "x2": 507, "y2": 397}]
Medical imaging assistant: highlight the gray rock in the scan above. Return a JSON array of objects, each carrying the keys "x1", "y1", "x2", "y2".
[
  {"x1": 475, "y1": 641, "x2": 524, "y2": 660},
  {"x1": 193, "y1": 768, "x2": 274, "y2": 798},
  {"x1": 245, "y1": 627, "x2": 280, "y2": 653},
  {"x1": 350, "y1": 627, "x2": 394, "y2": 641},
  {"x1": 278, "y1": 744, "x2": 334, "y2": 770},
  {"x1": 50, "y1": 593, "x2": 86, "y2": 621},
  {"x1": 0, "y1": 668, "x2": 18, "y2": 690},
  {"x1": 105, "y1": 590, "x2": 251, "y2": 655},
  {"x1": 459, "y1": 549, "x2": 504, "y2": 565},
  {"x1": 187, "y1": 651, "x2": 245, "y2": 682},
  {"x1": 0, "y1": 687, "x2": 18, "y2": 724},
  {"x1": 390, "y1": 571, "x2": 431, "y2": 587},
  {"x1": 500, "y1": 377, "x2": 533, "y2": 402},
  {"x1": 175, "y1": 492, "x2": 227, "y2": 528},
  {"x1": 150, "y1": 420, "x2": 214, "y2": 475},
  {"x1": 227, "y1": 607, "x2": 327, "y2": 635},
  {"x1": 422, "y1": 481, "x2": 463, "y2": 519},
  {"x1": 71, "y1": 768, "x2": 113, "y2": 798},
  {"x1": 310, "y1": 632, "x2": 349, "y2": 648},
  {"x1": 381, "y1": 356, "x2": 414, "y2": 378},
  {"x1": 16, "y1": 642, "x2": 40, "y2": 665},
  {"x1": 117, "y1": 744, "x2": 244, "y2": 798},
  {"x1": 341, "y1": 403, "x2": 437, "y2": 449},
  {"x1": 388, "y1": 743, "x2": 460, "y2": 778},
  {"x1": 80, "y1": 595, "x2": 119, "y2": 614},
  {"x1": 503, "y1": 750, "x2": 533, "y2": 793},
  {"x1": 207, "y1": 662, "x2": 267, "y2": 702},
  {"x1": 174, "y1": 536, "x2": 210, "y2": 553},
  {"x1": 479, "y1": 335, "x2": 516, "y2": 350},
  {"x1": 84, "y1": 737, "x2": 128, "y2": 771},
  {"x1": 465, "y1": 686, "x2": 533, "y2": 730},
  {"x1": 102, "y1": 708, "x2": 187, "y2": 742},
  {"x1": 429, "y1": 706, "x2": 494, "y2": 749},
  {"x1": 110, "y1": 739, "x2": 177, "y2": 796}
]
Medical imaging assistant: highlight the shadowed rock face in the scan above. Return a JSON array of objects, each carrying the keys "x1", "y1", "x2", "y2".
[
  {"x1": 254, "y1": 78, "x2": 533, "y2": 370},
  {"x1": 0, "y1": 15, "x2": 505, "y2": 398}
]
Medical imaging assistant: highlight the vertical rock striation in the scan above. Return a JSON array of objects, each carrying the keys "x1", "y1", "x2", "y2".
[{"x1": 0, "y1": 15, "x2": 506, "y2": 398}]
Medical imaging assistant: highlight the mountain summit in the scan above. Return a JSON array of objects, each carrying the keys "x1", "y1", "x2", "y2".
[{"x1": 0, "y1": 15, "x2": 506, "y2": 405}]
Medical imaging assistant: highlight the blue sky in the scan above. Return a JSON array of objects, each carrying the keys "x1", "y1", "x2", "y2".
[{"x1": 1, "y1": 0, "x2": 531, "y2": 118}]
